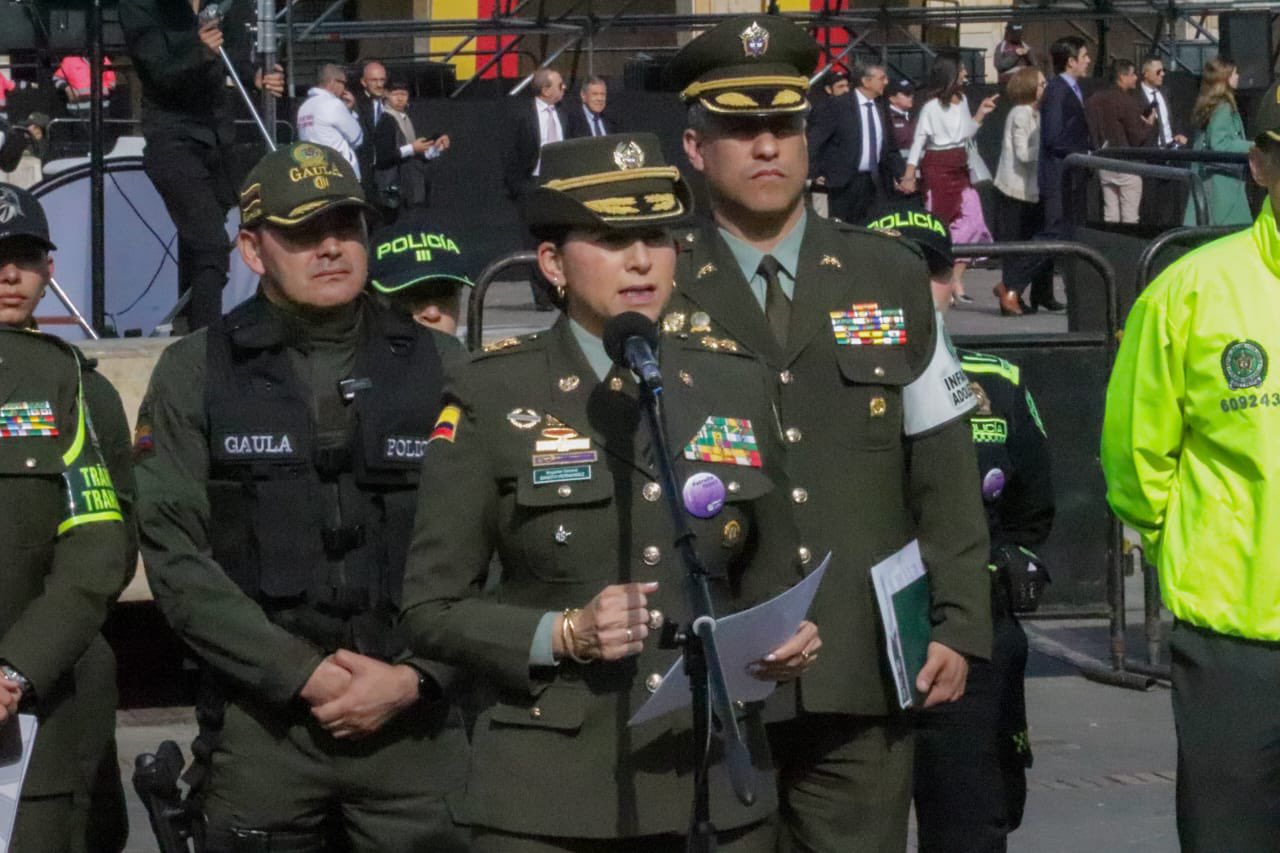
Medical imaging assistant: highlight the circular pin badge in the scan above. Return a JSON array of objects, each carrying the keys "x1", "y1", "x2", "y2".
[
  {"x1": 682, "y1": 472, "x2": 727, "y2": 519},
  {"x1": 982, "y1": 468, "x2": 1006, "y2": 502}
]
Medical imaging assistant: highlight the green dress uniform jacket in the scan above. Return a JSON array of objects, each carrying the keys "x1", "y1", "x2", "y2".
[
  {"x1": 0, "y1": 328, "x2": 131, "y2": 800},
  {"x1": 400, "y1": 316, "x2": 802, "y2": 840},
  {"x1": 669, "y1": 214, "x2": 992, "y2": 717}
]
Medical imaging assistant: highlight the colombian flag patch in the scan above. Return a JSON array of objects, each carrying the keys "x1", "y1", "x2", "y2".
[{"x1": 429, "y1": 404, "x2": 461, "y2": 444}]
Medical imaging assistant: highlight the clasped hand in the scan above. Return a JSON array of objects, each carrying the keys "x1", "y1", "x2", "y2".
[{"x1": 299, "y1": 649, "x2": 420, "y2": 740}]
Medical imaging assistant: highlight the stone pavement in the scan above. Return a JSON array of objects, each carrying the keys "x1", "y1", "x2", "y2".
[{"x1": 116, "y1": 574, "x2": 1179, "y2": 852}]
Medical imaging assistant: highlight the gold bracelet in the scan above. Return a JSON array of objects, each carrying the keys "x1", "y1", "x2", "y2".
[{"x1": 562, "y1": 608, "x2": 593, "y2": 665}]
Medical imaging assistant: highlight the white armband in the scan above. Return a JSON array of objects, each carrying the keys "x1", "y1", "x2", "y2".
[{"x1": 902, "y1": 312, "x2": 975, "y2": 436}]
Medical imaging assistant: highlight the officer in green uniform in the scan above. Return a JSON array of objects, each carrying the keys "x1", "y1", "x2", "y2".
[
  {"x1": 867, "y1": 204, "x2": 1053, "y2": 853},
  {"x1": 367, "y1": 212, "x2": 475, "y2": 341},
  {"x1": 132, "y1": 142, "x2": 468, "y2": 852},
  {"x1": 0, "y1": 322, "x2": 130, "y2": 852},
  {"x1": 664, "y1": 17, "x2": 993, "y2": 851},
  {"x1": 0, "y1": 181, "x2": 136, "y2": 853},
  {"x1": 400, "y1": 133, "x2": 820, "y2": 852}
]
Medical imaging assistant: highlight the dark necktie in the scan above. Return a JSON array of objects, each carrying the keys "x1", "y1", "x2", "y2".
[
  {"x1": 592, "y1": 114, "x2": 605, "y2": 136},
  {"x1": 759, "y1": 254, "x2": 790, "y2": 347},
  {"x1": 865, "y1": 101, "x2": 879, "y2": 170}
]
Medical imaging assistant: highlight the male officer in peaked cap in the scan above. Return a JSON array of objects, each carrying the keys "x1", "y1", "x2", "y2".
[
  {"x1": 133, "y1": 142, "x2": 467, "y2": 852},
  {"x1": 1103, "y1": 83, "x2": 1280, "y2": 853},
  {"x1": 665, "y1": 16, "x2": 992, "y2": 851}
]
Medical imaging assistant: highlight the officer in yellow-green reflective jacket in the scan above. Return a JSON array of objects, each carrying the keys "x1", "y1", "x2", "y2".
[{"x1": 1101, "y1": 92, "x2": 1280, "y2": 852}]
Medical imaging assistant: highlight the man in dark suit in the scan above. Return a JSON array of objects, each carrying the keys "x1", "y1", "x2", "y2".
[
  {"x1": 353, "y1": 60, "x2": 388, "y2": 196},
  {"x1": 564, "y1": 76, "x2": 613, "y2": 138},
  {"x1": 1137, "y1": 55, "x2": 1190, "y2": 227},
  {"x1": 501, "y1": 68, "x2": 567, "y2": 202},
  {"x1": 1037, "y1": 36, "x2": 1091, "y2": 312},
  {"x1": 373, "y1": 79, "x2": 450, "y2": 222},
  {"x1": 502, "y1": 67, "x2": 568, "y2": 309},
  {"x1": 807, "y1": 61, "x2": 907, "y2": 224}
]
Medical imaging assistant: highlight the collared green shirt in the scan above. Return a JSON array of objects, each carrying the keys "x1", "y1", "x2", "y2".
[
  {"x1": 569, "y1": 317, "x2": 615, "y2": 382},
  {"x1": 718, "y1": 209, "x2": 807, "y2": 309}
]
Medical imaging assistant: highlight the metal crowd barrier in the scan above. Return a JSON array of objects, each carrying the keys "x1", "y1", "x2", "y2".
[
  {"x1": 1063, "y1": 152, "x2": 1212, "y2": 227},
  {"x1": 465, "y1": 250, "x2": 538, "y2": 352}
]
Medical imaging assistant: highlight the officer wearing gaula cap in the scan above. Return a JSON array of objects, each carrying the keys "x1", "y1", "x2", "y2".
[
  {"x1": 870, "y1": 204, "x2": 1054, "y2": 853},
  {"x1": 1102, "y1": 84, "x2": 1280, "y2": 852},
  {"x1": 400, "y1": 132, "x2": 819, "y2": 852},
  {"x1": 368, "y1": 213, "x2": 474, "y2": 342},
  {"x1": 0, "y1": 186, "x2": 132, "y2": 853},
  {"x1": 665, "y1": 16, "x2": 992, "y2": 851},
  {"x1": 133, "y1": 142, "x2": 467, "y2": 852}
]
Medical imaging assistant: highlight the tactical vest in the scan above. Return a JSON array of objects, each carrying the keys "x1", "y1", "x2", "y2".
[{"x1": 204, "y1": 297, "x2": 444, "y2": 655}]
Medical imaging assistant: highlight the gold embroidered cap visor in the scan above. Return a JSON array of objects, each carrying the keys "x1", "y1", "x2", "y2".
[
  {"x1": 663, "y1": 15, "x2": 820, "y2": 116},
  {"x1": 525, "y1": 133, "x2": 695, "y2": 232},
  {"x1": 238, "y1": 142, "x2": 375, "y2": 229}
]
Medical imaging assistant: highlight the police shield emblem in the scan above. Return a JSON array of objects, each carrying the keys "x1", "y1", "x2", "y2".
[
  {"x1": 740, "y1": 21, "x2": 769, "y2": 58},
  {"x1": 1222, "y1": 339, "x2": 1268, "y2": 390}
]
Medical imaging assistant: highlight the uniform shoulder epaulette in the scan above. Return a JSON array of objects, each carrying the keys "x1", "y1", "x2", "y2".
[
  {"x1": 830, "y1": 220, "x2": 927, "y2": 261},
  {"x1": 959, "y1": 350, "x2": 1020, "y2": 386},
  {"x1": 475, "y1": 331, "x2": 543, "y2": 358}
]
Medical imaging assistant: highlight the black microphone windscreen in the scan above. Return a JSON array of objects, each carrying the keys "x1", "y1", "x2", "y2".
[{"x1": 603, "y1": 312, "x2": 658, "y2": 368}]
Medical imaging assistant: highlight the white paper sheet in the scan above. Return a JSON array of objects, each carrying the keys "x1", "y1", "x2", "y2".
[
  {"x1": 628, "y1": 555, "x2": 829, "y2": 727},
  {"x1": 0, "y1": 714, "x2": 38, "y2": 853}
]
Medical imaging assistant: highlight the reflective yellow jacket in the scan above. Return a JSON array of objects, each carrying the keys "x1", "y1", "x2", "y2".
[{"x1": 1102, "y1": 202, "x2": 1280, "y2": 640}]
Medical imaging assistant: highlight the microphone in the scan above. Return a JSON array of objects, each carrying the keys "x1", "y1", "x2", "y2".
[
  {"x1": 198, "y1": 1, "x2": 229, "y2": 25},
  {"x1": 603, "y1": 312, "x2": 663, "y2": 393}
]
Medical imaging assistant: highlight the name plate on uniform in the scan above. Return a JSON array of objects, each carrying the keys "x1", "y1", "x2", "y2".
[
  {"x1": 383, "y1": 435, "x2": 429, "y2": 462},
  {"x1": 215, "y1": 432, "x2": 300, "y2": 459},
  {"x1": 533, "y1": 465, "x2": 593, "y2": 485}
]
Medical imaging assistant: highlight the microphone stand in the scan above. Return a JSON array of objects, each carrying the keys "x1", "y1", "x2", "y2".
[{"x1": 636, "y1": 375, "x2": 757, "y2": 853}]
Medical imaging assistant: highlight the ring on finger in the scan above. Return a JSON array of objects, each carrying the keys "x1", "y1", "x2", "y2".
[
  {"x1": 626, "y1": 628, "x2": 634, "y2": 643},
  {"x1": 800, "y1": 649, "x2": 811, "y2": 662}
]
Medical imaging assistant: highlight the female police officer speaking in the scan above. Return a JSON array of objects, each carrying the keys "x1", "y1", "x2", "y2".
[{"x1": 400, "y1": 134, "x2": 820, "y2": 852}]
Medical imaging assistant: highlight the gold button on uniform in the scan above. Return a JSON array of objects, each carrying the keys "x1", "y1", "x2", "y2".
[
  {"x1": 679, "y1": 370, "x2": 693, "y2": 387},
  {"x1": 647, "y1": 609, "x2": 664, "y2": 630},
  {"x1": 785, "y1": 427, "x2": 802, "y2": 444},
  {"x1": 24, "y1": 458, "x2": 36, "y2": 469},
  {"x1": 791, "y1": 487, "x2": 808, "y2": 504},
  {"x1": 645, "y1": 673, "x2": 664, "y2": 693},
  {"x1": 727, "y1": 480, "x2": 741, "y2": 494},
  {"x1": 798, "y1": 546, "x2": 812, "y2": 565},
  {"x1": 779, "y1": 370, "x2": 794, "y2": 385},
  {"x1": 530, "y1": 706, "x2": 542, "y2": 719},
  {"x1": 873, "y1": 366, "x2": 885, "y2": 378},
  {"x1": 642, "y1": 482, "x2": 661, "y2": 502},
  {"x1": 642, "y1": 546, "x2": 661, "y2": 566},
  {"x1": 609, "y1": 377, "x2": 625, "y2": 392},
  {"x1": 557, "y1": 485, "x2": 573, "y2": 498},
  {"x1": 559, "y1": 375, "x2": 581, "y2": 392}
]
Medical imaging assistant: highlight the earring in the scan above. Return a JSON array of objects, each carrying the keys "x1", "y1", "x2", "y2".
[{"x1": 554, "y1": 282, "x2": 566, "y2": 300}]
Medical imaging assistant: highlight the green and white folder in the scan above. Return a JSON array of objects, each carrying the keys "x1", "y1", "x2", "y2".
[{"x1": 871, "y1": 540, "x2": 932, "y2": 709}]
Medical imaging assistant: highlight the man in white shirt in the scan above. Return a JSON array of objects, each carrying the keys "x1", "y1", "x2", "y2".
[
  {"x1": 1139, "y1": 56, "x2": 1187, "y2": 148},
  {"x1": 297, "y1": 64, "x2": 364, "y2": 177}
]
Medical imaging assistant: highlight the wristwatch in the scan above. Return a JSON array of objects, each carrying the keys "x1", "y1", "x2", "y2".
[{"x1": 0, "y1": 664, "x2": 31, "y2": 695}]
